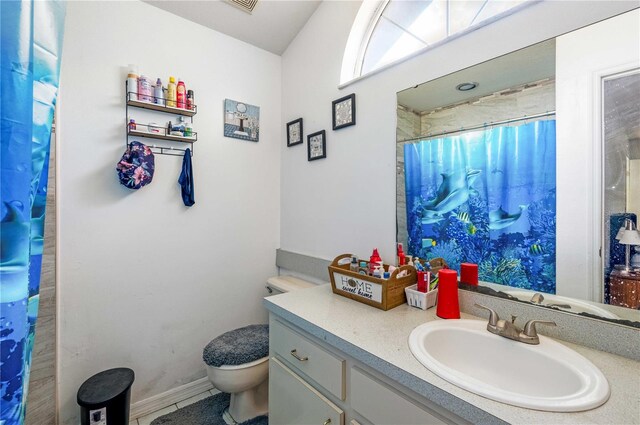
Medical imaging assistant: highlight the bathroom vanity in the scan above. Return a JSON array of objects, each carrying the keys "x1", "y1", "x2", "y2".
[{"x1": 264, "y1": 284, "x2": 640, "y2": 425}]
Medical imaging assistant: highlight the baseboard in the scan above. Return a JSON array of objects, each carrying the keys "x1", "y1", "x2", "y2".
[{"x1": 130, "y1": 377, "x2": 216, "y2": 420}]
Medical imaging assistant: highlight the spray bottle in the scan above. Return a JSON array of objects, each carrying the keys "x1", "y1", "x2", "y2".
[
  {"x1": 176, "y1": 78, "x2": 186, "y2": 109},
  {"x1": 166, "y1": 76, "x2": 177, "y2": 107}
]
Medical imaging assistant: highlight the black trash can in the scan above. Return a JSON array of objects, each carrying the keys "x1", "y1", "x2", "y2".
[{"x1": 77, "y1": 368, "x2": 135, "y2": 425}]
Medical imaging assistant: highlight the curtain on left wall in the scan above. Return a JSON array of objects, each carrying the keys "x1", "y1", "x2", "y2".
[{"x1": 1, "y1": 1, "x2": 66, "y2": 423}]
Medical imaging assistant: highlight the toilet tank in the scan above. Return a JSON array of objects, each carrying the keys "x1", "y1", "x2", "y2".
[{"x1": 266, "y1": 275, "x2": 315, "y2": 295}]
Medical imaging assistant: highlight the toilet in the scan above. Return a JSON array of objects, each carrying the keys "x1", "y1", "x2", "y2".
[{"x1": 203, "y1": 275, "x2": 314, "y2": 423}]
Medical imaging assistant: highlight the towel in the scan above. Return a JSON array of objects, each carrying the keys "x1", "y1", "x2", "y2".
[{"x1": 178, "y1": 148, "x2": 195, "y2": 206}]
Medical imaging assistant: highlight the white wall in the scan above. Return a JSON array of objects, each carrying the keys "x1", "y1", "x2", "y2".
[
  {"x1": 58, "y1": 2, "x2": 280, "y2": 424},
  {"x1": 280, "y1": 1, "x2": 637, "y2": 266}
]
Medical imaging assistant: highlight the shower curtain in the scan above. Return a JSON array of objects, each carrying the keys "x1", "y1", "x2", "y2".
[
  {"x1": 1, "y1": 1, "x2": 66, "y2": 423},
  {"x1": 404, "y1": 120, "x2": 556, "y2": 293}
]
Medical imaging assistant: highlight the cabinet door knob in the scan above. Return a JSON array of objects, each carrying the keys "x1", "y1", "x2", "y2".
[
  {"x1": 323, "y1": 419, "x2": 332, "y2": 425},
  {"x1": 290, "y1": 349, "x2": 308, "y2": 362}
]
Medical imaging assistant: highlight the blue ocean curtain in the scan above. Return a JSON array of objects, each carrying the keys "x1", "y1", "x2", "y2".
[
  {"x1": 1, "y1": 1, "x2": 66, "y2": 423},
  {"x1": 404, "y1": 120, "x2": 557, "y2": 292}
]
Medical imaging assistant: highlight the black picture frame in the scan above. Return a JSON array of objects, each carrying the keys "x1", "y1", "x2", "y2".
[
  {"x1": 286, "y1": 118, "x2": 304, "y2": 147},
  {"x1": 307, "y1": 130, "x2": 326, "y2": 161},
  {"x1": 332, "y1": 93, "x2": 356, "y2": 130}
]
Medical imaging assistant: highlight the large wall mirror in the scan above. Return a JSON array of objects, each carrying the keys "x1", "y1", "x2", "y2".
[{"x1": 396, "y1": 10, "x2": 640, "y2": 326}]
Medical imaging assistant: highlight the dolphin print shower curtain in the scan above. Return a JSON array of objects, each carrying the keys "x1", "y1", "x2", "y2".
[
  {"x1": 404, "y1": 120, "x2": 556, "y2": 293},
  {"x1": 1, "y1": 1, "x2": 66, "y2": 423}
]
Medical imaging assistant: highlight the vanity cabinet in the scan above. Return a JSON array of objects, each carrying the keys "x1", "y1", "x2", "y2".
[
  {"x1": 271, "y1": 317, "x2": 345, "y2": 400},
  {"x1": 270, "y1": 357, "x2": 344, "y2": 425},
  {"x1": 269, "y1": 317, "x2": 463, "y2": 425}
]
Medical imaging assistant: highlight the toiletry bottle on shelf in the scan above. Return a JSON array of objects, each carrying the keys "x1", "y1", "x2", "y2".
[
  {"x1": 184, "y1": 121, "x2": 193, "y2": 137},
  {"x1": 358, "y1": 261, "x2": 368, "y2": 275},
  {"x1": 436, "y1": 269, "x2": 460, "y2": 319},
  {"x1": 397, "y1": 243, "x2": 406, "y2": 266},
  {"x1": 166, "y1": 76, "x2": 177, "y2": 107},
  {"x1": 127, "y1": 67, "x2": 138, "y2": 101},
  {"x1": 154, "y1": 78, "x2": 164, "y2": 106},
  {"x1": 349, "y1": 256, "x2": 359, "y2": 272},
  {"x1": 171, "y1": 116, "x2": 186, "y2": 136},
  {"x1": 176, "y1": 78, "x2": 186, "y2": 109},
  {"x1": 138, "y1": 73, "x2": 153, "y2": 102},
  {"x1": 369, "y1": 249, "x2": 381, "y2": 275},
  {"x1": 186, "y1": 90, "x2": 194, "y2": 111},
  {"x1": 128, "y1": 119, "x2": 136, "y2": 131}
]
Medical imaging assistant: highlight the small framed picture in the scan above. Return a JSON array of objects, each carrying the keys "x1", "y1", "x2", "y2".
[
  {"x1": 224, "y1": 99, "x2": 260, "y2": 142},
  {"x1": 307, "y1": 130, "x2": 326, "y2": 161},
  {"x1": 286, "y1": 118, "x2": 303, "y2": 147},
  {"x1": 332, "y1": 93, "x2": 356, "y2": 130}
]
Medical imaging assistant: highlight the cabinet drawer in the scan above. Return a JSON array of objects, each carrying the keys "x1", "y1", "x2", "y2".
[
  {"x1": 351, "y1": 368, "x2": 447, "y2": 425},
  {"x1": 271, "y1": 319, "x2": 345, "y2": 400},
  {"x1": 270, "y1": 357, "x2": 344, "y2": 425}
]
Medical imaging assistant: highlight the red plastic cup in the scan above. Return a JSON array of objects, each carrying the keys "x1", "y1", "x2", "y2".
[
  {"x1": 460, "y1": 263, "x2": 479, "y2": 286},
  {"x1": 436, "y1": 269, "x2": 460, "y2": 319}
]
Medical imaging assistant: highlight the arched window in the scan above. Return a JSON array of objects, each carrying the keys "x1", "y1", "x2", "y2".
[{"x1": 341, "y1": 0, "x2": 529, "y2": 85}]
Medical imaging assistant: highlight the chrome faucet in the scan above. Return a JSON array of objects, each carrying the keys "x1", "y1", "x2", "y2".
[
  {"x1": 530, "y1": 293, "x2": 572, "y2": 309},
  {"x1": 475, "y1": 304, "x2": 556, "y2": 345}
]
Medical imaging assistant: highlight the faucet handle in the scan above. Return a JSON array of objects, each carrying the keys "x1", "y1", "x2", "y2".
[
  {"x1": 474, "y1": 304, "x2": 499, "y2": 326},
  {"x1": 522, "y1": 320, "x2": 556, "y2": 338}
]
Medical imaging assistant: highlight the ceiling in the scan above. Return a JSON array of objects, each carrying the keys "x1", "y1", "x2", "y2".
[
  {"x1": 397, "y1": 39, "x2": 556, "y2": 113},
  {"x1": 144, "y1": 0, "x2": 322, "y2": 55}
]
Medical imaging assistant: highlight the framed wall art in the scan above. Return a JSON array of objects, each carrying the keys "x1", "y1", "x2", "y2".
[
  {"x1": 332, "y1": 93, "x2": 356, "y2": 130},
  {"x1": 286, "y1": 118, "x2": 303, "y2": 147},
  {"x1": 223, "y1": 99, "x2": 260, "y2": 142},
  {"x1": 307, "y1": 130, "x2": 326, "y2": 161}
]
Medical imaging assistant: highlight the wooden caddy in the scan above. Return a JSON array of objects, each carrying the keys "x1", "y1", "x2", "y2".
[{"x1": 328, "y1": 253, "x2": 417, "y2": 311}]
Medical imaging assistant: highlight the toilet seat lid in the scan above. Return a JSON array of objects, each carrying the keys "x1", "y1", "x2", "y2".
[{"x1": 203, "y1": 324, "x2": 269, "y2": 368}]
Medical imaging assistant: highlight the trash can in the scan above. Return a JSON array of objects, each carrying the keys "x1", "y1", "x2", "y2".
[{"x1": 77, "y1": 368, "x2": 135, "y2": 425}]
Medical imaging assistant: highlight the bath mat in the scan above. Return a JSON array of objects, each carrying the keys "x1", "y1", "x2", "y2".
[{"x1": 150, "y1": 392, "x2": 268, "y2": 425}]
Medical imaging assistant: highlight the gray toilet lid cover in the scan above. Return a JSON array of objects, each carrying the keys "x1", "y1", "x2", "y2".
[{"x1": 203, "y1": 324, "x2": 269, "y2": 367}]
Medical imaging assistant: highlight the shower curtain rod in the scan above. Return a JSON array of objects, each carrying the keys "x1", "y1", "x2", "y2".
[{"x1": 398, "y1": 110, "x2": 556, "y2": 144}]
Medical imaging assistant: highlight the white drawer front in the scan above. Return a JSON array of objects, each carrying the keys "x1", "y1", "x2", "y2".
[
  {"x1": 270, "y1": 357, "x2": 344, "y2": 425},
  {"x1": 351, "y1": 368, "x2": 447, "y2": 425},
  {"x1": 271, "y1": 320, "x2": 345, "y2": 400}
]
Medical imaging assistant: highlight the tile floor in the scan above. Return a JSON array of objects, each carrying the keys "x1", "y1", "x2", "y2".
[{"x1": 131, "y1": 389, "x2": 218, "y2": 425}]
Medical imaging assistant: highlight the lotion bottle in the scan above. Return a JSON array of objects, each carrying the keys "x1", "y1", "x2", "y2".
[
  {"x1": 127, "y1": 67, "x2": 138, "y2": 101},
  {"x1": 138, "y1": 73, "x2": 153, "y2": 102}
]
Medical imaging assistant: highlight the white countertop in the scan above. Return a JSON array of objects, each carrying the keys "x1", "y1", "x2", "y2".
[{"x1": 264, "y1": 284, "x2": 640, "y2": 425}]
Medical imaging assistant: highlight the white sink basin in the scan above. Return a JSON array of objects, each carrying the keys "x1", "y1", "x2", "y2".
[{"x1": 409, "y1": 320, "x2": 610, "y2": 412}]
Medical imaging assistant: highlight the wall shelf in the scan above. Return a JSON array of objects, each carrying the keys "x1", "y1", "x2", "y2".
[
  {"x1": 126, "y1": 97, "x2": 197, "y2": 117},
  {"x1": 126, "y1": 80, "x2": 197, "y2": 157},
  {"x1": 128, "y1": 128, "x2": 197, "y2": 143}
]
